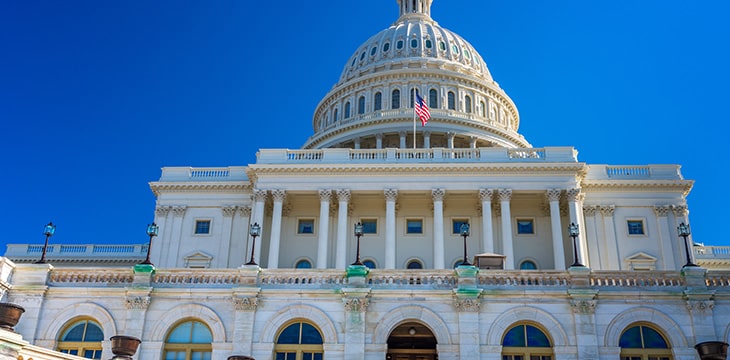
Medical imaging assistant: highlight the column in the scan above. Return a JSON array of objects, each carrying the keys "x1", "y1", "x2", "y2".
[
  {"x1": 498, "y1": 189, "x2": 514, "y2": 269},
  {"x1": 469, "y1": 136, "x2": 477, "y2": 148},
  {"x1": 546, "y1": 189, "x2": 566, "y2": 270},
  {"x1": 251, "y1": 190, "x2": 267, "y2": 265},
  {"x1": 399, "y1": 131, "x2": 406, "y2": 149},
  {"x1": 354, "y1": 137, "x2": 361, "y2": 149},
  {"x1": 384, "y1": 189, "x2": 398, "y2": 269},
  {"x1": 432, "y1": 189, "x2": 445, "y2": 269},
  {"x1": 654, "y1": 206, "x2": 677, "y2": 270},
  {"x1": 423, "y1": 131, "x2": 431, "y2": 148},
  {"x1": 566, "y1": 188, "x2": 589, "y2": 268},
  {"x1": 447, "y1": 132, "x2": 455, "y2": 149},
  {"x1": 479, "y1": 189, "x2": 494, "y2": 253},
  {"x1": 232, "y1": 291, "x2": 260, "y2": 355},
  {"x1": 152, "y1": 206, "x2": 170, "y2": 266},
  {"x1": 376, "y1": 133, "x2": 383, "y2": 149},
  {"x1": 336, "y1": 190, "x2": 351, "y2": 269},
  {"x1": 317, "y1": 190, "x2": 332, "y2": 269},
  {"x1": 166, "y1": 206, "x2": 186, "y2": 267},
  {"x1": 600, "y1": 205, "x2": 619, "y2": 270},
  {"x1": 219, "y1": 206, "x2": 236, "y2": 268},
  {"x1": 267, "y1": 190, "x2": 286, "y2": 269},
  {"x1": 583, "y1": 206, "x2": 600, "y2": 268}
]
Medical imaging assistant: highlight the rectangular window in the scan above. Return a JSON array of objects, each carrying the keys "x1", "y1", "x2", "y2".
[
  {"x1": 298, "y1": 219, "x2": 315, "y2": 234},
  {"x1": 361, "y1": 218, "x2": 377, "y2": 234},
  {"x1": 452, "y1": 219, "x2": 469, "y2": 234},
  {"x1": 406, "y1": 219, "x2": 423, "y2": 234},
  {"x1": 194, "y1": 220, "x2": 211, "y2": 234},
  {"x1": 627, "y1": 220, "x2": 645, "y2": 235},
  {"x1": 516, "y1": 218, "x2": 535, "y2": 235}
]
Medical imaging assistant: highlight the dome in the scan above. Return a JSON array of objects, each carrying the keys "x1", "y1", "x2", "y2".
[{"x1": 303, "y1": 0, "x2": 530, "y2": 150}]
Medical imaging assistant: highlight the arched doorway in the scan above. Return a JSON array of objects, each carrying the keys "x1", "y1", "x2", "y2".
[{"x1": 386, "y1": 322, "x2": 437, "y2": 360}]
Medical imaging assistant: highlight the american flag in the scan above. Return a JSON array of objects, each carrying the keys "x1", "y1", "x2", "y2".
[{"x1": 414, "y1": 90, "x2": 431, "y2": 126}]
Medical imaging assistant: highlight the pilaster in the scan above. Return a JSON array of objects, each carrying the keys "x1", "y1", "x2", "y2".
[
  {"x1": 384, "y1": 189, "x2": 398, "y2": 269},
  {"x1": 232, "y1": 287, "x2": 261, "y2": 356},
  {"x1": 342, "y1": 288, "x2": 371, "y2": 360},
  {"x1": 432, "y1": 189, "x2": 445, "y2": 269}
]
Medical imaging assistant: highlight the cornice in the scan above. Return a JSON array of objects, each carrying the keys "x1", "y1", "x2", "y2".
[
  {"x1": 581, "y1": 180, "x2": 694, "y2": 196},
  {"x1": 149, "y1": 181, "x2": 252, "y2": 196},
  {"x1": 248, "y1": 162, "x2": 587, "y2": 177}
]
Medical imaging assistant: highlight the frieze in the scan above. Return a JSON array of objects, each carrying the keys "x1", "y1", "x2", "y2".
[
  {"x1": 343, "y1": 297, "x2": 370, "y2": 312},
  {"x1": 686, "y1": 300, "x2": 714, "y2": 313}
]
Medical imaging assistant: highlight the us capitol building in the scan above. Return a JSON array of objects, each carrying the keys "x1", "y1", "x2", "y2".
[{"x1": 2, "y1": 1, "x2": 729, "y2": 359}]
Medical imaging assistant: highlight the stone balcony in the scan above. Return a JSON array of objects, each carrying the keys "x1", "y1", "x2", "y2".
[{"x1": 3, "y1": 244, "x2": 147, "y2": 265}]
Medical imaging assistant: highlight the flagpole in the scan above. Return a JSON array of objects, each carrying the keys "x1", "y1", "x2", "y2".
[{"x1": 413, "y1": 87, "x2": 417, "y2": 149}]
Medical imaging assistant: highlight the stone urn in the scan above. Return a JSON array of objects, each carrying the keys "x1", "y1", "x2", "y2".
[
  {"x1": 695, "y1": 341, "x2": 729, "y2": 360},
  {"x1": 228, "y1": 356, "x2": 255, "y2": 360},
  {"x1": 110, "y1": 335, "x2": 141, "y2": 359},
  {"x1": 0, "y1": 303, "x2": 25, "y2": 332}
]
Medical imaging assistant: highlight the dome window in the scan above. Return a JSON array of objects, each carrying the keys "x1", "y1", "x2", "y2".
[
  {"x1": 452, "y1": 44, "x2": 459, "y2": 54},
  {"x1": 429, "y1": 89, "x2": 438, "y2": 109},
  {"x1": 383, "y1": 42, "x2": 390, "y2": 52},
  {"x1": 396, "y1": 40, "x2": 404, "y2": 49},
  {"x1": 345, "y1": 102, "x2": 351, "y2": 118},
  {"x1": 351, "y1": 57, "x2": 357, "y2": 66},
  {"x1": 465, "y1": 95, "x2": 472, "y2": 113},
  {"x1": 374, "y1": 92, "x2": 383, "y2": 111},
  {"x1": 370, "y1": 46, "x2": 377, "y2": 56},
  {"x1": 439, "y1": 41, "x2": 446, "y2": 51},
  {"x1": 425, "y1": 39, "x2": 432, "y2": 49},
  {"x1": 447, "y1": 91, "x2": 456, "y2": 110},
  {"x1": 464, "y1": 49, "x2": 471, "y2": 59},
  {"x1": 358, "y1": 96, "x2": 366, "y2": 115},
  {"x1": 410, "y1": 39, "x2": 418, "y2": 48},
  {"x1": 360, "y1": 51, "x2": 366, "y2": 61},
  {"x1": 391, "y1": 89, "x2": 401, "y2": 109}
]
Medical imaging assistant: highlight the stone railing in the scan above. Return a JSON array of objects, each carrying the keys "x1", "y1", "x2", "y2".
[
  {"x1": 695, "y1": 245, "x2": 730, "y2": 258},
  {"x1": 48, "y1": 268, "x2": 134, "y2": 285},
  {"x1": 29, "y1": 266, "x2": 730, "y2": 291},
  {"x1": 256, "y1": 146, "x2": 578, "y2": 165},
  {"x1": 585, "y1": 164, "x2": 685, "y2": 181},
  {"x1": 158, "y1": 166, "x2": 248, "y2": 181},
  {"x1": 4, "y1": 244, "x2": 148, "y2": 261}
]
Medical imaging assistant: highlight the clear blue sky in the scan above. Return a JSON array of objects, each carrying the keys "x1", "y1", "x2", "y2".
[{"x1": 2, "y1": 0, "x2": 728, "y2": 250}]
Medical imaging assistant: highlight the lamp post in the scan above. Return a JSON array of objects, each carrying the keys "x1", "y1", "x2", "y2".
[
  {"x1": 460, "y1": 223, "x2": 471, "y2": 266},
  {"x1": 245, "y1": 223, "x2": 261, "y2": 266},
  {"x1": 35, "y1": 222, "x2": 56, "y2": 264},
  {"x1": 139, "y1": 223, "x2": 158, "y2": 265},
  {"x1": 569, "y1": 222, "x2": 583, "y2": 267},
  {"x1": 351, "y1": 222, "x2": 364, "y2": 266},
  {"x1": 678, "y1": 222, "x2": 697, "y2": 268}
]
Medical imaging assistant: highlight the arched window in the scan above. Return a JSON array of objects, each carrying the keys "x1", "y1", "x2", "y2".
[
  {"x1": 409, "y1": 88, "x2": 416, "y2": 108},
  {"x1": 57, "y1": 319, "x2": 103, "y2": 359},
  {"x1": 295, "y1": 259, "x2": 312, "y2": 269},
  {"x1": 447, "y1": 91, "x2": 455, "y2": 110},
  {"x1": 274, "y1": 321, "x2": 324, "y2": 360},
  {"x1": 480, "y1": 101, "x2": 486, "y2": 117},
  {"x1": 406, "y1": 260, "x2": 423, "y2": 269},
  {"x1": 465, "y1": 95, "x2": 472, "y2": 113},
  {"x1": 519, "y1": 260, "x2": 538, "y2": 270},
  {"x1": 619, "y1": 324, "x2": 673, "y2": 360},
  {"x1": 502, "y1": 323, "x2": 554, "y2": 360},
  {"x1": 344, "y1": 102, "x2": 351, "y2": 118},
  {"x1": 363, "y1": 259, "x2": 377, "y2": 269},
  {"x1": 429, "y1": 89, "x2": 438, "y2": 109},
  {"x1": 374, "y1": 92, "x2": 382, "y2": 111},
  {"x1": 391, "y1": 89, "x2": 401, "y2": 109},
  {"x1": 358, "y1": 96, "x2": 366, "y2": 114},
  {"x1": 163, "y1": 320, "x2": 213, "y2": 360}
]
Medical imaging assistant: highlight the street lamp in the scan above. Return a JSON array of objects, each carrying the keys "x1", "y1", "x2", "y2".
[
  {"x1": 140, "y1": 223, "x2": 158, "y2": 265},
  {"x1": 678, "y1": 222, "x2": 697, "y2": 268},
  {"x1": 569, "y1": 222, "x2": 583, "y2": 267},
  {"x1": 352, "y1": 222, "x2": 364, "y2": 266},
  {"x1": 460, "y1": 223, "x2": 471, "y2": 266},
  {"x1": 245, "y1": 223, "x2": 261, "y2": 266},
  {"x1": 35, "y1": 222, "x2": 56, "y2": 264}
]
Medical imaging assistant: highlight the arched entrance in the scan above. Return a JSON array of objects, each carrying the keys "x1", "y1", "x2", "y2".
[{"x1": 386, "y1": 322, "x2": 438, "y2": 360}]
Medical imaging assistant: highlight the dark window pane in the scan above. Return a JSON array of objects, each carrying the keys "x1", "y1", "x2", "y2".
[
  {"x1": 195, "y1": 220, "x2": 211, "y2": 234},
  {"x1": 407, "y1": 261, "x2": 423, "y2": 269},
  {"x1": 448, "y1": 92, "x2": 455, "y2": 110},
  {"x1": 627, "y1": 221, "x2": 644, "y2": 235},
  {"x1": 63, "y1": 323, "x2": 86, "y2": 341},
  {"x1": 407, "y1": 220, "x2": 422, "y2": 234},
  {"x1": 301, "y1": 323, "x2": 323, "y2": 344},
  {"x1": 526, "y1": 325, "x2": 550, "y2": 347},
  {"x1": 314, "y1": 354, "x2": 323, "y2": 360},
  {"x1": 277, "y1": 323, "x2": 300, "y2": 344},
  {"x1": 392, "y1": 90, "x2": 400, "y2": 109},
  {"x1": 517, "y1": 220, "x2": 534, "y2": 234},
  {"x1": 619, "y1": 326, "x2": 643, "y2": 348},
  {"x1": 374, "y1": 92, "x2": 382, "y2": 111},
  {"x1": 503, "y1": 325, "x2": 526, "y2": 347},
  {"x1": 363, "y1": 260, "x2": 376, "y2": 269},
  {"x1": 362, "y1": 219, "x2": 377, "y2": 234},
  {"x1": 429, "y1": 89, "x2": 438, "y2": 108},
  {"x1": 452, "y1": 220, "x2": 468, "y2": 234},
  {"x1": 642, "y1": 327, "x2": 669, "y2": 348},
  {"x1": 296, "y1": 260, "x2": 312, "y2": 269},
  {"x1": 85, "y1": 323, "x2": 104, "y2": 341}
]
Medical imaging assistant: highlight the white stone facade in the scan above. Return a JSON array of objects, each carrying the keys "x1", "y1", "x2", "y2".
[{"x1": 2, "y1": 1, "x2": 729, "y2": 359}]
